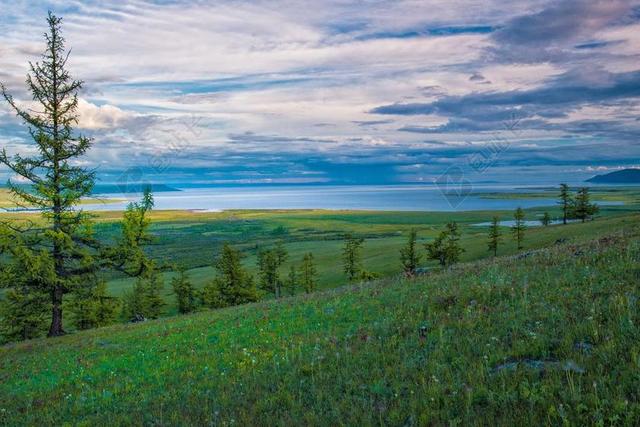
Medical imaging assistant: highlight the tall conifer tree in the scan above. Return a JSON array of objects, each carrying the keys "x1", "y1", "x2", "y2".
[
  {"x1": 0, "y1": 13, "x2": 97, "y2": 336},
  {"x1": 558, "y1": 184, "x2": 572, "y2": 225}
]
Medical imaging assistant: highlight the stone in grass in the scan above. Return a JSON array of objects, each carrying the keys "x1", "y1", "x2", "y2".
[
  {"x1": 574, "y1": 341, "x2": 594, "y2": 354},
  {"x1": 131, "y1": 314, "x2": 147, "y2": 323},
  {"x1": 419, "y1": 324, "x2": 429, "y2": 339},
  {"x1": 491, "y1": 359, "x2": 585, "y2": 375}
]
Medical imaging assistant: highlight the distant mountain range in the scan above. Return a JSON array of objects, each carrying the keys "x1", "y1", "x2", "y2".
[{"x1": 586, "y1": 168, "x2": 640, "y2": 184}]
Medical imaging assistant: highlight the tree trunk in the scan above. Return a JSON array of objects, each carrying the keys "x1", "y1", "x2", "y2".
[{"x1": 48, "y1": 286, "x2": 65, "y2": 337}]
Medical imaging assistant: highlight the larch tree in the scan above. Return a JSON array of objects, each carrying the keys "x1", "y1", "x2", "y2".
[
  {"x1": 202, "y1": 243, "x2": 257, "y2": 308},
  {"x1": 573, "y1": 187, "x2": 599, "y2": 223},
  {"x1": 400, "y1": 229, "x2": 421, "y2": 277},
  {"x1": 284, "y1": 264, "x2": 298, "y2": 296},
  {"x1": 0, "y1": 13, "x2": 99, "y2": 336},
  {"x1": 171, "y1": 267, "x2": 197, "y2": 314},
  {"x1": 342, "y1": 234, "x2": 364, "y2": 282},
  {"x1": 300, "y1": 252, "x2": 317, "y2": 293},
  {"x1": 558, "y1": 184, "x2": 572, "y2": 225},
  {"x1": 425, "y1": 222, "x2": 464, "y2": 268},
  {"x1": 257, "y1": 242, "x2": 288, "y2": 298},
  {"x1": 113, "y1": 189, "x2": 160, "y2": 321},
  {"x1": 540, "y1": 212, "x2": 552, "y2": 226},
  {"x1": 487, "y1": 216, "x2": 501, "y2": 257},
  {"x1": 512, "y1": 207, "x2": 526, "y2": 250},
  {"x1": 0, "y1": 286, "x2": 50, "y2": 343}
]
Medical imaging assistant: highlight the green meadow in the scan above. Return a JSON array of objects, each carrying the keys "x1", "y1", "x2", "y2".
[
  {"x1": 94, "y1": 194, "x2": 636, "y2": 314},
  {"x1": 1, "y1": 187, "x2": 637, "y2": 319},
  {"x1": 1, "y1": 213, "x2": 638, "y2": 425}
]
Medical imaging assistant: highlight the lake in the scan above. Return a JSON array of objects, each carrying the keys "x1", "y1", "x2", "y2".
[{"x1": 83, "y1": 184, "x2": 563, "y2": 212}]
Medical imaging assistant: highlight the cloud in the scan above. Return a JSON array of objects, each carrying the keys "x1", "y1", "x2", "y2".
[
  {"x1": 490, "y1": 0, "x2": 634, "y2": 62},
  {"x1": 77, "y1": 99, "x2": 133, "y2": 130},
  {"x1": 371, "y1": 69, "x2": 640, "y2": 137},
  {"x1": 1, "y1": 0, "x2": 639, "y2": 184}
]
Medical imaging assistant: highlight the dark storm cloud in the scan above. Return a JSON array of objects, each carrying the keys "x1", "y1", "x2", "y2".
[
  {"x1": 489, "y1": 0, "x2": 634, "y2": 62},
  {"x1": 371, "y1": 70, "x2": 640, "y2": 131}
]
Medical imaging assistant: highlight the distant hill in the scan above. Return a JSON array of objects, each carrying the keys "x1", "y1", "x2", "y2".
[{"x1": 586, "y1": 168, "x2": 640, "y2": 183}]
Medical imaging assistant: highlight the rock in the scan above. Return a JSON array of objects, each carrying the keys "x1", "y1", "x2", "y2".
[
  {"x1": 515, "y1": 251, "x2": 536, "y2": 260},
  {"x1": 414, "y1": 267, "x2": 430, "y2": 276},
  {"x1": 574, "y1": 341, "x2": 594, "y2": 354},
  {"x1": 131, "y1": 314, "x2": 147, "y2": 323},
  {"x1": 491, "y1": 358, "x2": 585, "y2": 375},
  {"x1": 419, "y1": 325, "x2": 428, "y2": 339}
]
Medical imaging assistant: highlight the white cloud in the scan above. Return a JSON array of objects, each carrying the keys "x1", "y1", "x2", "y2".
[
  {"x1": 0, "y1": 0, "x2": 639, "y2": 182},
  {"x1": 76, "y1": 99, "x2": 133, "y2": 130}
]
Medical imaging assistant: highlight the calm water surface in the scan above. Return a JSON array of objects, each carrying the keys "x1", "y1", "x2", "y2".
[{"x1": 83, "y1": 184, "x2": 564, "y2": 212}]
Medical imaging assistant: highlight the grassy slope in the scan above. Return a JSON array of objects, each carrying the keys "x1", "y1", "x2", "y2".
[
  {"x1": 1, "y1": 218, "x2": 639, "y2": 425},
  {"x1": 107, "y1": 210, "x2": 637, "y2": 313},
  {"x1": 0, "y1": 197, "x2": 636, "y2": 315}
]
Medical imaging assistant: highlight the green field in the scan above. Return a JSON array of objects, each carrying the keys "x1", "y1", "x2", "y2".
[
  {"x1": 97, "y1": 196, "x2": 636, "y2": 313},
  {"x1": 1, "y1": 188, "x2": 637, "y2": 320},
  {"x1": 1, "y1": 215, "x2": 638, "y2": 425},
  {"x1": 4, "y1": 189, "x2": 637, "y2": 310}
]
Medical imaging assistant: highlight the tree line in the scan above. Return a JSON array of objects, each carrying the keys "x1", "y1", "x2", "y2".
[{"x1": 400, "y1": 184, "x2": 599, "y2": 276}]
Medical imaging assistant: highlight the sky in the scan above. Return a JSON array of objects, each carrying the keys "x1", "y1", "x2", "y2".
[{"x1": 0, "y1": 0, "x2": 639, "y2": 186}]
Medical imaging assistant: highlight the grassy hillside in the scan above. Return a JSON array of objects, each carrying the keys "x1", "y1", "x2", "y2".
[
  {"x1": 1, "y1": 199, "x2": 637, "y2": 316},
  {"x1": 1, "y1": 218, "x2": 638, "y2": 425},
  {"x1": 104, "y1": 211, "x2": 637, "y2": 314}
]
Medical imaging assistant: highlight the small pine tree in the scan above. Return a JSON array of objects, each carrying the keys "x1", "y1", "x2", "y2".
[
  {"x1": 123, "y1": 278, "x2": 148, "y2": 321},
  {"x1": 540, "y1": 212, "x2": 552, "y2": 226},
  {"x1": 573, "y1": 187, "x2": 599, "y2": 223},
  {"x1": 172, "y1": 268, "x2": 197, "y2": 314},
  {"x1": 559, "y1": 183, "x2": 572, "y2": 225},
  {"x1": 200, "y1": 279, "x2": 224, "y2": 309},
  {"x1": 0, "y1": 287, "x2": 50, "y2": 343},
  {"x1": 300, "y1": 252, "x2": 317, "y2": 293},
  {"x1": 144, "y1": 267, "x2": 165, "y2": 319},
  {"x1": 343, "y1": 235, "x2": 364, "y2": 282},
  {"x1": 112, "y1": 189, "x2": 155, "y2": 277},
  {"x1": 400, "y1": 229, "x2": 421, "y2": 277},
  {"x1": 206, "y1": 243, "x2": 257, "y2": 308},
  {"x1": 284, "y1": 265, "x2": 298, "y2": 296},
  {"x1": 67, "y1": 279, "x2": 99, "y2": 330},
  {"x1": 512, "y1": 207, "x2": 526, "y2": 250},
  {"x1": 67, "y1": 278, "x2": 118, "y2": 330},
  {"x1": 122, "y1": 266, "x2": 164, "y2": 321},
  {"x1": 257, "y1": 243, "x2": 288, "y2": 298},
  {"x1": 487, "y1": 216, "x2": 501, "y2": 257},
  {"x1": 93, "y1": 280, "x2": 118, "y2": 327},
  {"x1": 425, "y1": 222, "x2": 464, "y2": 267}
]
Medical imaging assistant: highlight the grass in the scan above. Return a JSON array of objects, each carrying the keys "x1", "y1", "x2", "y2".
[{"x1": 1, "y1": 216, "x2": 638, "y2": 425}]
